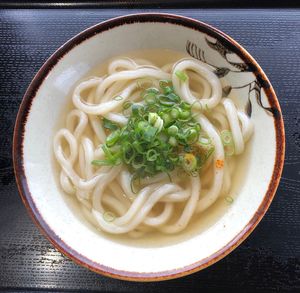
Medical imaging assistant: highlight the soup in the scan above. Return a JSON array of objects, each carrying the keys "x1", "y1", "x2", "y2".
[{"x1": 53, "y1": 49, "x2": 253, "y2": 242}]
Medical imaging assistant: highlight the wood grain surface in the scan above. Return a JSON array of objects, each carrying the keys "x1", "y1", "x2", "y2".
[{"x1": 0, "y1": 8, "x2": 299, "y2": 293}]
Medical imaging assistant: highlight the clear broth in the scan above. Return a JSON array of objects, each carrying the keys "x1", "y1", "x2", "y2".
[{"x1": 52, "y1": 49, "x2": 252, "y2": 247}]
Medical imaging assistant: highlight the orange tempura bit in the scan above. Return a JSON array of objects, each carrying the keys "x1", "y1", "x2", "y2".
[{"x1": 215, "y1": 159, "x2": 224, "y2": 169}]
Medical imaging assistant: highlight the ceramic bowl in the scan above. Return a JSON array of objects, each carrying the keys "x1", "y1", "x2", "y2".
[{"x1": 13, "y1": 13, "x2": 285, "y2": 281}]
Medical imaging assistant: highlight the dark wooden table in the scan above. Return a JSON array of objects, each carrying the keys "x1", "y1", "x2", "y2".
[{"x1": 0, "y1": 6, "x2": 299, "y2": 293}]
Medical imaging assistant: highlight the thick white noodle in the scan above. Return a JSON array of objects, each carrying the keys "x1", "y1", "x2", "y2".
[
  {"x1": 222, "y1": 98, "x2": 254, "y2": 155},
  {"x1": 95, "y1": 68, "x2": 170, "y2": 102},
  {"x1": 196, "y1": 114, "x2": 225, "y2": 213},
  {"x1": 159, "y1": 176, "x2": 200, "y2": 233},
  {"x1": 53, "y1": 56, "x2": 253, "y2": 236},
  {"x1": 172, "y1": 59, "x2": 222, "y2": 109},
  {"x1": 222, "y1": 98, "x2": 244, "y2": 155}
]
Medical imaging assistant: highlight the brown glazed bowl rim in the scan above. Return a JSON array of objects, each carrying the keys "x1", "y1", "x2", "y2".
[{"x1": 13, "y1": 13, "x2": 285, "y2": 281}]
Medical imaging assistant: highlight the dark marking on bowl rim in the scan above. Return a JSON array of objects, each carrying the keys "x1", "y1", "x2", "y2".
[{"x1": 13, "y1": 13, "x2": 285, "y2": 282}]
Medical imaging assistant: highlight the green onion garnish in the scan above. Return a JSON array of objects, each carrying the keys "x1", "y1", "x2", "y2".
[
  {"x1": 225, "y1": 196, "x2": 234, "y2": 204},
  {"x1": 221, "y1": 130, "x2": 233, "y2": 146},
  {"x1": 91, "y1": 159, "x2": 114, "y2": 166},
  {"x1": 175, "y1": 70, "x2": 188, "y2": 82},
  {"x1": 137, "y1": 78, "x2": 154, "y2": 89},
  {"x1": 181, "y1": 102, "x2": 191, "y2": 110},
  {"x1": 113, "y1": 95, "x2": 123, "y2": 101},
  {"x1": 132, "y1": 140, "x2": 145, "y2": 154},
  {"x1": 170, "y1": 108, "x2": 179, "y2": 119},
  {"x1": 144, "y1": 93, "x2": 156, "y2": 104},
  {"x1": 205, "y1": 104, "x2": 211, "y2": 112},
  {"x1": 103, "y1": 118, "x2": 119, "y2": 131},
  {"x1": 106, "y1": 130, "x2": 120, "y2": 147},
  {"x1": 199, "y1": 136, "x2": 212, "y2": 146},
  {"x1": 148, "y1": 113, "x2": 159, "y2": 125},
  {"x1": 143, "y1": 126, "x2": 157, "y2": 142},
  {"x1": 168, "y1": 136, "x2": 177, "y2": 147},
  {"x1": 93, "y1": 82, "x2": 205, "y2": 179},
  {"x1": 123, "y1": 101, "x2": 133, "y2": 110},
  {"x1": 181, "y1": 153, "x2": 197, "y2": 172},
  {"x1": 159, "y1": 79, "x2": 172, "y2": 90},
  {"x1": 221, "y1": 130, "x2": 234, "y2": 156},
  {"x1": 185, "y1": 128, "x2": 199, "y2": 144},
  {"x1": 132, "y1": 155, "x2": 145, "y2": 169},
  {"x1": 157, "y1": 94, "x2": 176, "y2": 106},
  {"x1": 225, "y1": 144, "x2": 235, "y2": 157},
  {"x1": 146, "y1": 149, "x2": 158, "y2": 161},
  {"x1": 122, "y1": 142, "x2": 135, "y2": 164},
  {"x1": 179, "y1": 110, "x2": 190, "y2": 120},
  {"x1": 103, "y1": 211, "x2": 116, "y2": 222},
  {"x1": 168, "y1": 125, "x2": 178, "y2": 136}
]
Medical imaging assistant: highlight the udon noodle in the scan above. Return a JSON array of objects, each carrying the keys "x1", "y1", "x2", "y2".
[{"x1": 54, "y1": 55, "x2": 253, "y2": 237}]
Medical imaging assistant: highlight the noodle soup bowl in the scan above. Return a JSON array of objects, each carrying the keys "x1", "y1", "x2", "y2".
[{"x1": 14, "y1": 14, "x2": 285, "y2": 281}]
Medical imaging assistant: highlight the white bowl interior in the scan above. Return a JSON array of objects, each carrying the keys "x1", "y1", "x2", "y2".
[{"x1": 22, "y1": 22, "x2": 276, "y2": 273}]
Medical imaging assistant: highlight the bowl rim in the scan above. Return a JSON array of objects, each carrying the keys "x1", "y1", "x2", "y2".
[{"x1": 13, "y1": 13, "x2": 285, "y2": 282}]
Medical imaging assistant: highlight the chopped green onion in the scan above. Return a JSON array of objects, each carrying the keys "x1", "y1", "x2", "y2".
[
  {"x1": 221, "y1": 130, "x2": 233, "y2": 146},
  {"x1": 158, "y1": 132, "x2": 168, "y2": 143},
  {"x1": 168, "y1": 137, "x2": 177, "y2": 146},
  {"x1": 103, "y1": 211, "x2": 116, "y2": 222},
  {"x1": 123, "y1": 101, "x2": 132, "y2": 110},
  {"x1": 102, "y1": 144, "x2": 113, "y2": 160},
  {"x1": 169, "y1": 154, "x2": 179, "y2": 163},
  {"x1": 168, "y1": 125, "x2": 178, "y2": 136},
  {"x1": 175, "y1": 70, "x2": 188, "y2": 82},
  {"x1": 132, "y1": 104, "x2": 143, "y2": 116},
  {"x1": 185, "y1": 128, "x2": 199, "y2": 144},
  {"x1": 143, "y1": 126, "x2": 157, "y2": 142},
  {"x1": 154, "y1": 117, "x2": 164, "y2": 132},
  {"x1": 102, "y1": 118, "x2": 119, "y2": 131},
  {"x1": 146, "y1": 149, "x2": 158, "y2": 161},
  {"x1": 137, "y1": 78, "x2": 154, "y2": 89},
  {"x1": 181, "y1": 102, "x2": 192, "y2": 110},
  {"x1": 159, "y1": 79, "x2": 172, "y2": 89},
  {"x1": 191, "y1": 100, "x2": 203, "y2": 111},
  {"x1": 205, "y1": 104, "x2": 211, "y2": 112},
  {"x1": 199, "y1": 136, "x2": 212, "y2": 145},
  {"x1": 122, "y1": 142, "x2": 135, "y2": 164},
  {"x1": 94, "y1": 81, "x2": 207, "y2": 179},
  {"x1": 132, "y1": 141, "x2": 145, "y2": 154},
  {"x1": 195, "y1": 123, "x2": 201, "y2": 132},
  {"x1": 170, "y1": 108, "x2": 179, "y2": 119},
  {"x1": 137, "y1": 121, "x2": 149, "y2": 132},
  {"x1": 157, "y1": 94, "x2": 176, "y2": 106},
  {"x1": 132, "y1": 155, "x2": 145, "y2": 169},
  {"x1": 179, "y1": 110, "x2": 190, "y2": 120},
  {"x1": 225, "y1": 144, "x2": 235, "y2": 157},
  {"x1": 225, "y1": 196, "x2": 234, "y2": 204},
  {"x1": 142, "y1": 87, "x2": 160, "y2": 95},
  {"x1": 206, "y1": 146, "x2": 215, "y2": 159},
  {"x1": 148, "y1": 112, "x2": 159, "y2": 125},
  {"x1": 159, "y1": 79, "x2": 174, "y2": 95},
  {"x1": 161, "y1": 113, "x2": 172, "y2": 126},
  {"x1": 113, "y1": 95, "x2": 123, "y2": 101},
  {"x1": 122, "y1": 101, "x2": 133, "y2": 117},
  {"x1": 144, "y1": 93, "x2": 156, "y2": 104},
  {"x1": 167, "y1": 93, "x2": 180, "y2": 103},
  {"x1": 195, "y1": 145, "x2": 215, "y2": 168},
  {"x1": 91, "y1": 159, "x2": 114, "y2": 166},
  {"x1": 147, "y1": 104, "x2": 159, "y2": 113},
  {"x1": 162, "y1": 86, "x2": 173, "y2": 95},
  {"x1": 130, "y1": 175, "x2": 138, "y2": 194},
  {"x1": 182, "y1": 153, "x2": 197, "y2": 172},
  {"x1": 106, "y1": 129, "x2": 120, "y2": 147}
]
